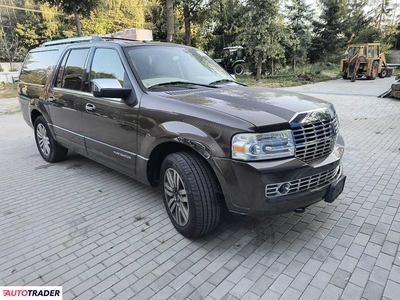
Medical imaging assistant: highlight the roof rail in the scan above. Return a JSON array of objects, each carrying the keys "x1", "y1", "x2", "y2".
[
  {"x1": 101, "y1": 36, "x2": 137, "y2": 42},
  {"x1": 42, "y1": 36, "x2": 103, "y2": 47}
]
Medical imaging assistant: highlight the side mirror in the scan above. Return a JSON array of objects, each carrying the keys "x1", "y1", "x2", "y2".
[{"x1": 91, "y1": 78, "x2": 132, "y2": 99}]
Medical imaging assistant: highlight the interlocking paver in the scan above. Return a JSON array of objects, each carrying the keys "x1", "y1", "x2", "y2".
[
  {"x1": 340, "y1": 282, "x2": 364, "y2": 300},
  {"x1": 362, "y1": 281, "x2": 384, "y2": 300},
  {"x1": 2, "y1": 79, "x2": 400, "y2": 299}
]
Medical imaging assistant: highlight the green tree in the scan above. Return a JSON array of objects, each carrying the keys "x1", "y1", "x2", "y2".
[
  {"x1": 103, "y1": 0, "x2": 147, "y2": 28},
  {"x1": 146, "y1": 0, "x2": 169, "y2": 41},
  {"x1": 243, "y1": 0, "x2": 293, "y2": 80},
  {"x1": 36, "y1": 0, "x2": 101, "y2": 36},
  {"x1": 309, "y1": 0, "x2": 348, "y2": 63},
  {"x1": 0, "y1": 0, "x2": 29, "y2": 63},
  {"x1": 210, "y1": 0, "x2": 245, "y2": 55},
  {"x1": 285, "y1": 0, "x2": 313, "y2": 71},
  {"x1": 15, "y1": 2, "x2": 62, "y2": 49}
]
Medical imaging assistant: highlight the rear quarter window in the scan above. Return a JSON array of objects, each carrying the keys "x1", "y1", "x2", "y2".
[{"x1": 20, "y1": 50, "x2": 60, "y2": 85}]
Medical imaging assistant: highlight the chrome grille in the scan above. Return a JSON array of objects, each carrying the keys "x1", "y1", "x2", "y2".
[
  {"x1": 292, "y1": 117, "x2": 338, "y2": 162},
  {"x1": 265, "y1": 165, "x2": 341, "y2": 198}
]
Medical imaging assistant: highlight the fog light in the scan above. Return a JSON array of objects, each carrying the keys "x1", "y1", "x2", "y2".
[{"x1": 278, "y1": 183, "x2": 291, "y2": 195}]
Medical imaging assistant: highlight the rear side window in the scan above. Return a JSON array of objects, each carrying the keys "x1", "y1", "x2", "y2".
[
  {"x1": 20, "y1": 50, "x2": 59, "y2": 85},
  {"x1": 56, "y1": 48, "x2": 89, "y2": 91}
]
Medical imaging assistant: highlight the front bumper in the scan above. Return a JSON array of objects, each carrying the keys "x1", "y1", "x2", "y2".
[{"x1": 212, "y1": 136, "x2": 345, "y2": 215}]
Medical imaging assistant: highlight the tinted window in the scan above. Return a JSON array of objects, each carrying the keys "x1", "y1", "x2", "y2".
[
  {"x1": 20, "y1": 50, "x2": 59, "y2": 85},
  {"x1": 90, "y1": 48, "x2": 125, "y2": 86},
  {"x1": 59, "y1": 48, "x2": 89, "y2": 91},
  {"x1": 55, "y1": 52, "x2": 69, "y2": 88}
]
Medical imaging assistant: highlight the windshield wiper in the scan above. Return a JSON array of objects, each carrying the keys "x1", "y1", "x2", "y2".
[
  {"x1": 148, "y1": 81, "x2": 217, "y2": 89},
  {"x1": 209, "y1": 79, "x2": 247, "y2": 86}
]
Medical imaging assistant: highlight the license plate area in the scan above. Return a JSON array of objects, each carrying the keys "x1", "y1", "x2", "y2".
[{"x1": 325, "y1": 175, "x2": 346, "y2": 203}]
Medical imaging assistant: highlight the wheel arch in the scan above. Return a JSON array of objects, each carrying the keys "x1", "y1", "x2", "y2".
[
  {"x1": 146, "y1": 140, "x2": 220, "y2": 188},
  {"x1": 30, "y1": 109, "x2": 43, "y2": 126},
  {"x1": 30, "y1": 108, "x2": 57, "y2": 139}
]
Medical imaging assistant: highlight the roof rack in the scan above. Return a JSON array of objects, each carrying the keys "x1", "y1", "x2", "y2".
[
  {"x1": 101, "y1": 36, "x2": 136, "y2": 41},
  {"x1": 101, "y1": 36, "x2": 153, "y2": 43},
  {"x1": 42, "y1": 36, "x2": 103, "y2": 47}
]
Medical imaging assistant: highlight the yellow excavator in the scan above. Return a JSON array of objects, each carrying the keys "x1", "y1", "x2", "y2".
[{"x1": 340, "y1": 43, "x2": 393, "y2": 82}]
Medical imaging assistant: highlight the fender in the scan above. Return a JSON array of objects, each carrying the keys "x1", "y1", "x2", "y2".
[
  {"x1": 233, "y1": 59, "x2": 245, "y2": 65},
  {"x1": 140, "y1": 121, "x2": 227, "y2": 159},
  {"x1": 136, "y1": 121, "x2": 230, "y2": 184}
]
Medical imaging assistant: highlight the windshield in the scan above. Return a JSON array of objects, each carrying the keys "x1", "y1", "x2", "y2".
[
  {"x1": 347, "y1": 47, "x2": 360, "y2": 58},
  {"x1": 127, "y1": 45, "x2": 233, "y2": 89}
]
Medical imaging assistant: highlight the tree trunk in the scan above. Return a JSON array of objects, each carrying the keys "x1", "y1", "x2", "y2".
[
  {"x1": 184, "y1": 1, "x2": 191, "y2": 46},
  {"x1": 271, "y1": 58, "x2": 274, "y2": 75},
  {"x1": 256, "y1": 52, "x2": 263, "y2": 81},
  {"x1": 293, "y1": 46, "x2": 296, "y2": 73},
  {"x1": 72, "y1": 3, "x2": 82, "y2": 37},
  {"x1": 166, "y1": 0, "x2": 174, "y2": 42}
]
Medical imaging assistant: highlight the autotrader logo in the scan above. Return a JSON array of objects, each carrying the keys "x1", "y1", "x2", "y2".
[{"x1": 0, "y1": 287, "x2": 62, "y2": 300}]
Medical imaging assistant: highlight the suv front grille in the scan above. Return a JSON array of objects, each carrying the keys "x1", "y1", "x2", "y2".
[
  {"x1": 292, "y1": 117, "x2": 338, "y2": 162},
  {"x1": 265, "y1": 165, "x2": 341, "y2": 198}
]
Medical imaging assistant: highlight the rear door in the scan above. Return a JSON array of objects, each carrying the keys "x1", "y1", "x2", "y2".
[
  {"x1": 81, "y1": 46, "x2": 139, "y2": 176},
  {"x1": 48, "y1": 48, "x2": 90, "y2": 154}
]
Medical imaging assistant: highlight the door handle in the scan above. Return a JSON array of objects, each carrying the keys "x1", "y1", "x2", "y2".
[
  {"x1": 49, "y1": 96, "x2": 55, "y2": 102},
  {"x1": 86, "y1": 103, "x2": 96, "y2": 112}
]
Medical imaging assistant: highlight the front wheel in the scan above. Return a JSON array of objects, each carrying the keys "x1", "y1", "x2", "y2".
[
  {"x1": 379, "y1": 68, "x2": 388, "y2": 78},
  {"x1": 34, "y1": 116, "x2": 68, "y2": 162},
  {"x1": 161, "y1": 152, "x2": 221, "y2": 238}
]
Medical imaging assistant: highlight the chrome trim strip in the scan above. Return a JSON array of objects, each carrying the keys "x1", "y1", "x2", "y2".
[
  {"x1": 50, "y1": 124, "x2": 85, "y2": 138},
  {"x1": 53, "y1": 87, "x2": 93, "y2": 97},
  {"x1": 85, "y1": 136, "x2": 138, "y2": 158},
  {"x1": 137, "y1": 155, "x2": 149, "y2": 161},
  {"x1": 50, "y1": 125, "x2": 149, "y2": 160},
  {"x1": 289, "y1": 106, "x2": 336, "y2": 123},
  {"x1": 52, "y1": 88, "x2": 123, "y2": 103}
]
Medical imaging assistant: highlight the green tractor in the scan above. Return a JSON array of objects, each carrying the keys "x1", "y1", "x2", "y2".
[{"x1": 214, "y1": 46, "x2": 246, "y2": 76}]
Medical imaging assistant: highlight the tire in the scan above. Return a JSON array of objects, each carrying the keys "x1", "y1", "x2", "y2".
[
  {"x1": 161, "y1": 152, "x2": 221, "y2": 238},
  {"x1": 233, "y1": 63, "x2": 244, "y2": 76},
  {"x1": 34, "y1": 116, "x2": 68, "y2": 162},
  {"x1": 367, "y1": 61, "x2": 378, "y2": 80},
  {"x1": 379, "y1": 68, "x2": 388, "y2": 78}
]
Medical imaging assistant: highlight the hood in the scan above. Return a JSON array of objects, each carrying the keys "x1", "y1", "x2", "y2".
[{"x1": 164, "y1": 86, "x2": 332, "y2": 131}]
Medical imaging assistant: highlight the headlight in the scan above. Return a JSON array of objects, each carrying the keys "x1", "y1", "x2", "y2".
[{"x1": 232, "y1": 130, "x2": 295, "y2": 161}]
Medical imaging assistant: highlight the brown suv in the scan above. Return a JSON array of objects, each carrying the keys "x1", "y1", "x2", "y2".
[{"x1": 18, "y1": 36, "x2": 346, "y2": 237}]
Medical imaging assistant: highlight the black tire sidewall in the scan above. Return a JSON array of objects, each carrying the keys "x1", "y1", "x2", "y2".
[
  {"x1": 34, "y1": 116, "x2": 56, "y2": 162},
  {"x1": 234, "y1": 64, "x2": 244, "y2": 75},
  {"x1": 160, "y1": 155, "x2": 199, "y2": 237}
]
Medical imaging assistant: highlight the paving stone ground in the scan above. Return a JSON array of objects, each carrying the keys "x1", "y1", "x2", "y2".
[{"x1": 0, "y1": 77, "x2": 399, "y2": 300}]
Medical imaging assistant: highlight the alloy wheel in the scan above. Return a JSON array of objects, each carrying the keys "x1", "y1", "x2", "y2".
[
  {"x1": 36, "y1": 123, "x2": 51, "y2": 156},
  {"x1": 164, "y1": 168, "x2": 189, "y2": 226}
]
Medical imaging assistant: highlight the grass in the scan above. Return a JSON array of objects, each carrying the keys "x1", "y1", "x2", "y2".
[
  {"x1": 237, "y1": 75, "x2": 308, "y2": 88},
  {"x1": 236, "y1": 64, "x2": 341, "y2": 88},
  {"x1": 0, "y1": 83, "x2": 18, "y2": 99}
]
